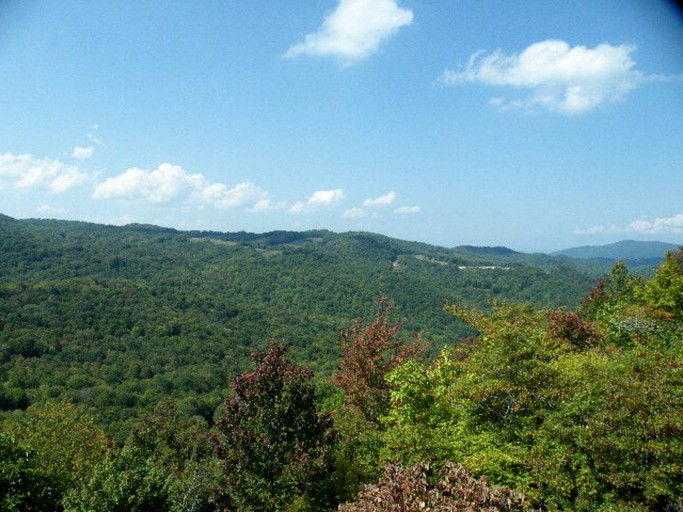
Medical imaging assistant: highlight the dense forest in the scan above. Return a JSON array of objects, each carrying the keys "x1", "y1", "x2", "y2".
[
  {"x1": 0, "y1": 215, "x2": 597, "y2": 437},
  {"x1": 1, "y1": 215, "x2": 681, "y2": 511}
]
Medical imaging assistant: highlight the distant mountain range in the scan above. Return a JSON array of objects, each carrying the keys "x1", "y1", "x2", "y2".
[{"x1": 552, "y1": 240, "x2": 680, "y2": 263}]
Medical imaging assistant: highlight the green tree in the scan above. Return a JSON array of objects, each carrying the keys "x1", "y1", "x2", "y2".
[
  {"x1": 639, "y1": 247, "x2": 683, "y2": 320},
  {"x1": 212, "y1": 341, "x2": 335, "y2": 511},
  {"x1": 1, "y1": 400, "x2": 110, "y2": 503},
  {"x1": 381, "y1": 258, "x2": 683, "y2": 510},
  {"x1": 62, "y1": 447, "x2": 174, "y2": 512},
  {"x1": 529, "y1": 344, "x2": 683, "y2": 511},
  {"x1": 383, "y1": 302, "x2": 558, "y2": 491},
  {"x1": 0, "y1": 432, "x2": 58, "y2": 512},
  {"x1": 125, "y1": 397, "x2": 219, "y2": 512}
]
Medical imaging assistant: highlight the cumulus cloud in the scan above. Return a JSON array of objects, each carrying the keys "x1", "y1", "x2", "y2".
[
  {"x1": 576, "y1": 214, "x2": 683, "y2": 235},
  {"x1": 72, "y1": 146, "x2": 95, "y2": 160},
  {"x1": 363, "y1": 191, "x2": 396, "y2": 207},
  {"x1": 627, "y1": 214, "x2": 683, "y2": 234},
  {"x1": 93, "y1": 163, "x2": 204, "y2": 203},
  {"x1": 285, "y1": 0, "x2": 413, "y2": 64},
  {"x1": 289, "y1": 188, "x2": 345, "y2": 213},
  {"x1": 0, "y1": 152, "x2": 88, "y2": 193},
  {"x1": 439, "y1": 40, "x2": 643, "y2": 114},
  {"x1": 393, "y1": 205, "x2": 421, "y2": 215},
  {"x1": 196, "y1": 181, "x2": 268, "y2": 209},
  {"x1": 309, "y1": 188, "x2": 345, "y2": 206},
  {"x1": 93, "y1": 162, "x2": 274, "y2": 211}
]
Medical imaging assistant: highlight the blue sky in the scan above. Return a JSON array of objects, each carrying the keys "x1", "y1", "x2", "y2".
[{"x1": 1, "y1": 0, "x2": 682, "y2": 252}]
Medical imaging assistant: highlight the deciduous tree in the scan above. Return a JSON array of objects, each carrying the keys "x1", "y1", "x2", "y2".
[
  {"x1": 333, "y1": 296, "x2": 426, "y2": 425},
  {"x1": 338, "y1": 461, "x2": 526, "y2": 511},
  {"x1": 212, "y1": 341, "x2": 334, "y2": 511}
]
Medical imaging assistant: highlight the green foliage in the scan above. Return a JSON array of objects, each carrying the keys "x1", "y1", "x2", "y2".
[
  {"x1": 0, "y1": 217, "x2": 595, "y2": 435},
  {"x1": 378, "y1": 257, "x2": 683, "y2": 510},
  {"x1": 212, "y1": 342, "x2": 335, "y2": 511},
  {"x1": 62, "y1": 447, "x2": 175, "y2": 512},
  {"x1": 382, "y1": 303, "x2": 556, "y2": 491},
  {"x1": 1, "y1": 400, "x2": 110, "y2": 504},
  {"x1": 125, "y1": 398, "x2": 220, "y2": 512},
  {"x1": 0, "y1": 432, "x2": 59, "y2": 512},
  {"x1": 4, "y1": 216, "x2": 680, "y2": 510},
  {"x1": 638, "y1": 246, "x2": 683, "y2": 320},
  {"x1": 530, "y1": 345, "x2": 683, "y2": 510}
]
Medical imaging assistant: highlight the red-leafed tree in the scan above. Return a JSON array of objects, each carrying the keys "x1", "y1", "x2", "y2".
[
  {"x1": 211, "y1": 341, "x2": 335, "y2": 511},
  {"x1": 333, "y1": 296, "x2": 427, "y2": 425},
  {"x1": 338, "y1": 462, "x2": 527, "y2": 512}
]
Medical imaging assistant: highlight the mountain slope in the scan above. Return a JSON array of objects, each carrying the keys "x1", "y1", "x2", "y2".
[
  {"x1": 553, "y1": 240, "x2": 680, "y2": 262},
  {"x1": 0, "y1": 215, "x2": 599, "y2": 436}
]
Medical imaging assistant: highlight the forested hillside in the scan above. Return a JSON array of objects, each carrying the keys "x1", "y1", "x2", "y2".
[
  {"x1": 1, "y1": 214, "x2": 682, "y2": 511},
  {"x1": 0, "y1": 215, "x2": 594, "y2": 436}
]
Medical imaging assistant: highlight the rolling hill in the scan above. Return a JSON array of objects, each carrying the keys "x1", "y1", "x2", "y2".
[
  {"x1": 552, "y1": 239, "x2": 680, "y2": 261},
  {"x1": 0, "y1": 215, "x2": 602, "y2": 435}
]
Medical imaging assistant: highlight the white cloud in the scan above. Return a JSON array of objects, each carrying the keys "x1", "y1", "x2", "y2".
[
  {"x1": 37, "y1": 204, "x2": 66, "y2": 215},
  {"x1": 248, "y1": 198, "x2": 287, "y2": 213},
  {"x1": 0, "y1": 152, "x2": 88, "y2": 193},
  {"x1": 285, "y1": 0, "x2": 413, "y2": 64},
  {"x1": 363, "y1": 191, "x2": 396, "y2": 207},
  {"x1": 576, "y1": 214, "x2": 683, "y2": 235},
  {"x1": 344, "y1": 207, "x2": 368, "y2": 218},
  {"x1": 289, "y1": 201, "x2": 307, "y2": 214},
  {"x1": 573, "y1": 224, "x2": 621, "y2": 235},
  {"x1": 93, "y1": 162, "x2": 281, "y2": 212},
  {"x1": 93, "y1": 163, "x2": 204, "y2": 203},
  {"x1": 72, "y1": 145, "x2": 95, "y2": 160},
  {"x1": 196, "y1": 181, "x2": 268, "y2": 209},
  {"x1": 393, "y1": 205, "x2": 421, "y2": 215},
  {"x1": 72, "y1": 126, "x2": 103, "y2": 160},
  {"x1": 309, "y1": 188, "x2": 345, "y2": 206},
  {"x1": 628, "y1": 214, "x2": 683, "y2": 234},
  {"x1": 440, "y1": 40, "x2": 643, "y2": 114},
  {"x1": 289, "y1": 188, "x2": 345, "y2": 213}
]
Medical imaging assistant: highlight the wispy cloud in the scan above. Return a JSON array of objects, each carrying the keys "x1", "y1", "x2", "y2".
[
  {"x1": 285, "y1": 0, "x2": 413, "y2": 65},
  {"x1": 343, "y1": 207, "x2": 368, "y2": 219},
  {"x1": 37, "y1": 204, "x2": 67, "y2": 215},
  {"x1": 72, "y1": 125, "x2": 104, "y2": 160},
  {"x1": 346, "y1": 192, "x2": 418, "y2": 219},
  {"x1": 87, "y1": 125, "x2": 104, "y2": 146},
  {"x1": 393, "y1": 205, "x2": 420, "y2": 215},
  {"x1": 576, "y1": 213, "x2": 683, "y2": 235},
  {"x1": 289, "y1": 188, "x2": 345, "y2": 213},
  {"x1": 363, "y1": 191, "x2": 396, "y2": 207},
  {"x1": 0, "y1": 152, "x2": 89, "y2": 193},
  {"x1": 439, "y1": 40, "x2": 644, "y2": 114}
]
